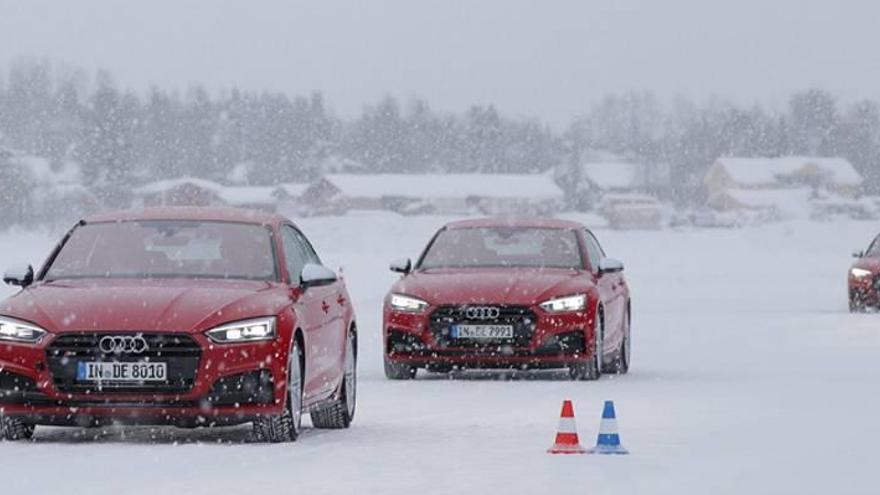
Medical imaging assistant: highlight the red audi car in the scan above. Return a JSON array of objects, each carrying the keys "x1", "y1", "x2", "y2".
[
  {"x1": 383, "y1": 218, "x2": 631, "y2": 380},
  {"x1": 0, "y1": 207, "x2": 357, "y2": 442},
  {"x1": 849, "y1": 233, "x2": 880, "y2": 311}
]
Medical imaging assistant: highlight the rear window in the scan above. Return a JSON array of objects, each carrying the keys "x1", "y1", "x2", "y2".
[
  {"x1": 44, "y1": 220, "x2": 277, "y2": 281},
  {"x1": 419, "y1": 227, "x2": 583, "y2": 270}
]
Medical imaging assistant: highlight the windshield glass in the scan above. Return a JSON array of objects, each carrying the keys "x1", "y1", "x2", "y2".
[
  {"x1": 44, "y1": 221, "x2": 277, "y2": 281},
  {"x1": 419, "y1": 227, "x2": 582, "y2": 270}
]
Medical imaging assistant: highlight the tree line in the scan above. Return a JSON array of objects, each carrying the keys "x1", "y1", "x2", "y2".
[{"x1": 1, "y1": 59, "x2": 879, "y2": 212}]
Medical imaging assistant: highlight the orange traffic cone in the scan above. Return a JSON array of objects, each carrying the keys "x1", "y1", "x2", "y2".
[{"x1": 547, "y1": 400, "x2": 587, "y2": 454}]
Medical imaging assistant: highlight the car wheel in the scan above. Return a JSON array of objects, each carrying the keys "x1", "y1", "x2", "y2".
[
  {"x1": 570, "y1": 310, "x2": 602, "y2": 381},
  {"x1": 253, "y1": 339, "x2": 303, "y2": 443},
  {"x1": 312, "y1": 330, "x2": 357, "y2": 429},
  {"x1": 0, "y1": 415, "x2": 35, "y2": 441},
  {"x1": 384, "y1": 357, "x2": 417, "y2": 380},
  {"x1": 608, "y1": 305, "x2": 630, "y2": 374}
]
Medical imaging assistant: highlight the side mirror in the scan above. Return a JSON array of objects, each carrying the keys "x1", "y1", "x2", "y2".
[
  {"x1": 300, "y1": 263, "x2": 337, "y2": 288},
  {"x1": 3, "y1": 264, "x2": 34, "y2": 287},
  {"x1": 597, "y1": 258, "x2": 624, "y2": 274},
  {"x1": 389, "y1": 258, "x2": 412, "y2": 274},
  {"x1": 853, "y1": 251, "x2": 865, "y2": 258}
]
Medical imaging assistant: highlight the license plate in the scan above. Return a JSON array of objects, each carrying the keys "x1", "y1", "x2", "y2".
[
  {"x1": 76, "y1": 362, "x2": 167, "y2": 382},
  {"x1": 451, "y1": 324, "x2": 514, "y2": 339}
]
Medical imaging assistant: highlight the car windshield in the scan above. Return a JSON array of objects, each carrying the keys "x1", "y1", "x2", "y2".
[
  {"x1": 44, "y1": 220, "x2": 277, "y2": 281},
  {"x1": 868, "y1": 236, "x2": 880, "y2": 257},
  {"x1": 419, "y1": 227, "x2": 582, "y2": 270}
]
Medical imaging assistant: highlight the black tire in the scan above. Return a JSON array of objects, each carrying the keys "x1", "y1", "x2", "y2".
[
  {"x1": 253, "y1": 339, "x2": 303, "y2": 443},
  {"x1": 570, "y1": 310, "x2": 603, "y2": 381},
  {"x1": 1, "y1": 416, "x2": 35, "y2": 441},
  {"x1": 608, "y1": 305, "x2": 631, "y2": 374},
  {"x1": 384, "y1": 357, "x2": 416, "y2": 380},
  {"x1": 312, "y1": 330, "x2": 357, "y2": 429}
]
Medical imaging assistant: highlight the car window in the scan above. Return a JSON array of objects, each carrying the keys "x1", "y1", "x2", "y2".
[
  {"x1": 868, "y1": 235, "x2": 880, "y2": 257},
  {"x1": 44, "y1": 220, "x2": 277, "y2": 281},
  {"x1": 583, "y1": 229, "x2": 605, "y2": 272},
  {"x1": 419, "y1": 227, "x2": 583, "y2": 270},
  {"x1": 281, "y1": 225, "x2": 320, "y2": 283}
]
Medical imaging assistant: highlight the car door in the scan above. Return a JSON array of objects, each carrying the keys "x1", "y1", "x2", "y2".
[
  {"x1": 280, "y1": 224, "x2": 337, "y2": 401},
  {"x1": 583, "y1": 229, "x2": 624, "y2": 354}
]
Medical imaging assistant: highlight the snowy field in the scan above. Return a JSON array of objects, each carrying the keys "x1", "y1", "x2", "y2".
[{"x1": 2, "y1": 213, "x2": 879, "y2": 494}]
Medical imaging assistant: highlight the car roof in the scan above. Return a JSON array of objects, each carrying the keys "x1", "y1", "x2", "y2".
[
  {"x1": 443, "y1": 217, "x2": 585, "y2": 230},
  {"x1": 82, "y1": 206, "x2": 286, "y2": 225}
]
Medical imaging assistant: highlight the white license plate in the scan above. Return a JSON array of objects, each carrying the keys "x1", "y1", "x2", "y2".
[
  {"x1": 452, "y1": 324, "x2": 514, "y2": 339},
  {"x1": 76, "y1": 362, "x2": 167, "y2": 382}
]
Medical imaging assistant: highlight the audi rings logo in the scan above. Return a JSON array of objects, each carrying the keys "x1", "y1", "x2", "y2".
[
  {"x1": 465, "y1": 306, "x2": 501, "y2": 320},
  {"x1": 99, "y1": 335, "x2": 149, "y2": 354}
]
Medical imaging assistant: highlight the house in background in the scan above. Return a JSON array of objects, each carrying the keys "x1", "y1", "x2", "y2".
[
  {"x1": 134, "y1": 178, "x2": 226, "y2": 207},
  {"x1": 133, "y1": 177, "x2": 318, "y2": 214},
  {"x1": 704, "y1": 156, "x2": 865, "y2": 220},
  {"x1": 321, "y1": 173, "x2": 564, "y2": 216}
]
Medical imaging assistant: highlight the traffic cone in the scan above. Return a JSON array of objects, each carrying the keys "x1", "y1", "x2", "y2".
[
  {"x1": 547, "y1": 400, "x2": 587, "y2": 454},
  {"x1": 587, "y1": 400, "x2": 629, "y2": 454}
]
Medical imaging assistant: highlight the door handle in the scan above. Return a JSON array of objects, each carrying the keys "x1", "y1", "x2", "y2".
[{"x1": 336, "y1": 294, "x2": 347, "y2": 306}]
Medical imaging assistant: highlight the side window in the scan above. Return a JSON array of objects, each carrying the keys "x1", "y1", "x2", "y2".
[
  {"x1": 583, "y1": 229, "x2": 604, "y2": 272},
  {"x1": 869, "y1": 235, "x2": 880, "y2": 257},
  {"x1": 281, "y1": 226, "x2": 307, "y2": 284},
  {"x1": 291, "y1": 228, "x2": 321, "y2": 265}
]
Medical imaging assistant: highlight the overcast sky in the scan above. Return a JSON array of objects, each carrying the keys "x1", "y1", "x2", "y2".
[{"x1": 2, "y1": 0, "x2": 879, "y2": 125}]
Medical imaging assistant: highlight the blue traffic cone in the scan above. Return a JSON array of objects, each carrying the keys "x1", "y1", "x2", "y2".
[{"x1": 587, "y1": 400, "x2": 629, "y2": 454}]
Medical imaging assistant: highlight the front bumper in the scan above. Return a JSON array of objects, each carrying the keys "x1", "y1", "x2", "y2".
[
  {"x1": 383, "y1": 304, "x2": 596, "y2": 370},
  {"x1": 849, "y1": 274, "x2": 880, "y2": 304},
  {"x1": 0, "y1": 330, "x2": 290, "y2": 427}
]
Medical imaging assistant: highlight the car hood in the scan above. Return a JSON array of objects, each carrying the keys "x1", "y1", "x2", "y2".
[
  {"x1": 0, "y1": 278, "x2": 291, "y2": 334},
  {"x1": 391, "y1": 267, "x2": 590, "y2": 306}
]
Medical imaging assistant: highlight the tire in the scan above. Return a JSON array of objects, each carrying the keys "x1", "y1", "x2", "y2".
[
  {"x1": 608, "y1": 305, "x2": 631, "y2": 374},
  {"x1": 1, "y1": 416, "x2": 35, "y2": 441},
  {"x1": 570, "y1": 310, "x2": 603, "y2": 381},
  {"x1": 384, "y1": 356, "x2": 416, "y2": 380},
  {"x1": 311, "y1": 330, "x2": 357, "y2": 429},
  {"x1": 253, "y1": 339, "x2": 303, "y2": 443}
]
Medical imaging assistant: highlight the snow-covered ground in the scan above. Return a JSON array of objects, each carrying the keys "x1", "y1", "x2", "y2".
[{"x1": 2, "y1": 213, "x2": 880, "y2": 494}]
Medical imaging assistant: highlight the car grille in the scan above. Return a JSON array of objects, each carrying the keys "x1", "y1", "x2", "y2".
[
  {"x1": 46, "y1": 333, "x2": 202, "y2": 394},
  {"x1": 429, "y1": 305, "x2": 537, "y2": 349}
]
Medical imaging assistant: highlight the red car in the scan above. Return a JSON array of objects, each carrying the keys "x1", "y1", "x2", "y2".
[
  {"x1": 382, "y1": 218, "x2": 631, "y2": 380},
  {"x1": 0, "y1": 207, "x2": 357, "y2": 442},
  {"x1": 849, "y1": 234, "x2": 880, "y2": 311}
]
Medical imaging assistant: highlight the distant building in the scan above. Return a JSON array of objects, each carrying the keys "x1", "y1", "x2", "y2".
[
  {"x1": 704, "y1": 156, "x2": 864, "y2": 220},
  {"x1": 132, "y1": 177, "x2": 316, "y2": 214},
  {"x1": 134, "y1": 178, "x2": 226, "y2": 207},
  {"x1": 705, "y1": 156, "x2": 863, "y2": 198},
  {"x1": 320, "y1": 173, "x2": 565, "y2": 215}
]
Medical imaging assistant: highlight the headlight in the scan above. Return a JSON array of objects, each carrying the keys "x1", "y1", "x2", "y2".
[
  {"x1": 389, "y1": 293, "x2": 430, "y2": 313},
  {"x1": 851, "y1": 268, "x2": 873, "y2": 278},
  {"x1": 0, "y1": 316, "x2": 48, "y2": 343},
  {"x1": 539, "y1": 294, "x2": 587, "y2": 313},
  {"x1": 206, "y1": 317, "x2": 277, "y2": 344}
]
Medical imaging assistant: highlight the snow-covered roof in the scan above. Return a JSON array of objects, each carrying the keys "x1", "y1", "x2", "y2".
[
  {"x1": 217, "y1": 186, "x2": 277, "y2": 206},
  {"x1": 134, "y1": 177, "x2": 225, "y2": 195},
  {"x1": 583, "y1": 162, "x2": 639, "y2": 189},
  {"x1": 135, "y1": 178, "x2": 290, "y2": 206},
  {"x1": 323, "y1": 174, "x2": 564, "y2": 200},
  {"x1": 277, "y1": 182, "x2": 310, "y2": 197},
  {"x1": 714, "y1": 156, "x2": 862, "y2": 186}
]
